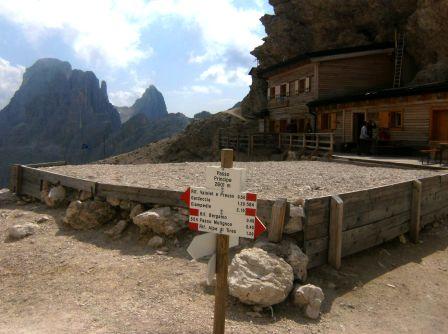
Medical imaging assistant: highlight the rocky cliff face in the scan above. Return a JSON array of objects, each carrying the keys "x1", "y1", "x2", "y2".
[
  {"x1": 117, "y1": 85, "x2": 168, "y2": 123},
  {"x1": 242, "y1": 0, "x2": 448, "y2": 116},
  {"x1": 0, "y1": 58, "x2": 121, "y2": 185}
]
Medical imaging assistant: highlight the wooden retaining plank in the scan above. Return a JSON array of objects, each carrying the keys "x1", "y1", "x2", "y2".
[
  {"x1": 20, "y1": 178, "x2": 42, "y2": 199},
  {"x1": 341, "y1": 211, "x2": 410, "y2": 257},
  {"x1": 96, "y1": 183, "x2": 186, "y2": 207},
  {"x1": 26, "y1": 161, "x2": 66, "y2": 168}
]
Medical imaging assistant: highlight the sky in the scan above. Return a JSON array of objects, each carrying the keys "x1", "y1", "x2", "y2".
[{"x1": 0, "y1": 0, "x2": 272, "y2": 117}]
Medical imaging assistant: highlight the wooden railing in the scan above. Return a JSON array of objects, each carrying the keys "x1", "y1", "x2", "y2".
[{"x1": 218, "y1": 130, "x2": 334, "y2": 158}]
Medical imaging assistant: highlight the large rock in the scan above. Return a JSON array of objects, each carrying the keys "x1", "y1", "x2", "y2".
[
  {"x1": 228, "y1": 248, "x2": 294, "y2": 307},
  {"x1": 8, "y1": 223, "x2": 39, "y2": 239},
  {"x1": 132, "y1": 207, "x2": 186, "y2": 235},
  {"x1": 292, "y1": 284, "x2": 325, "y2": 319},
  {"x1": 255, "y1": 240, "x2": 309, "y2": 282},
  {"x1": 64, "y1": 200, "x2": 116, "y2": 230}
]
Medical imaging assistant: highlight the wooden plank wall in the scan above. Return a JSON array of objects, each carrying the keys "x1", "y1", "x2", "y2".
[
  {"x1": 304, "y1": 175, "x2": 448, "y2": 269},
  {"x1": 13, "y1": 165, "x2": 277, "y2": 227},
  {"x1": 318, "y1": 53, "x2": 393, "y2": 100},
  {"x1": 11, "y1": 164, "x2": 448, "y2": 271}
]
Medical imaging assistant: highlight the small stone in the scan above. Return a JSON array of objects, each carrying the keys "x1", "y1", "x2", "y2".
[
  {"x1": 8, "y1": 223, "x2": 39, "y2": 240},
  {"x1": 106, "y1": 196, "x2": 121, "y2": 207},
  {"x1": 289, "y1": 205, "x2": 304, "y2": 218},
  {"x1": 36, "y1": 215, "x2": 51, "y2": 224},
  {"x1": 398, "y1": 234, "x2": 407, "y2": 244},
  {"x1": 292, "y1": 284, "x2": 325, "y2": 319},
  {"x1": 327, "y1": 282, "x2": 336, "y2": 289},
  {"x1": 105, "y1": 220, "x2": 128, "y2": 238},
  {"x1": 148, "y1": 236, "x2": 165, "y2": 249},
  {"x1": 246, "y1": 311, "x2": 263, "y2": 318}
]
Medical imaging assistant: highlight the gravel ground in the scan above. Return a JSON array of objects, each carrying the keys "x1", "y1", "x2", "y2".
[
  {"x1": 1, "y1": 194, "x2": 448, "y2": 333},
  {"x1": 41, "y1": 161, "x2": 444, "y2": 200}
]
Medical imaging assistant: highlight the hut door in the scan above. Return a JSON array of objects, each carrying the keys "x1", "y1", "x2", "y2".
[
  {"x1": 352, "y1": 113, "x2": 365, "y2": 143},
  {"x1": 431, "y1": 110, "x2": 448, "y2": 141}
]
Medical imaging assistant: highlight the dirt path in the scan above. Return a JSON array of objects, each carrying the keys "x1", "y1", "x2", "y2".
[{"x1": 1, "y1": 193, "x2": 448, "y2": 334}]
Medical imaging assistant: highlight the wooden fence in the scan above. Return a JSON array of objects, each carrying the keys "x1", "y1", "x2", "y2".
[
  {"x1": 8, "y1": 162, "x2": 448, "y2": 270},
  {"x1": 218, "y1": 131, "x2": 334, "y2": 158}
]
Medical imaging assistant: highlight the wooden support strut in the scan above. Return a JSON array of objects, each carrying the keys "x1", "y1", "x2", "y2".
[
  {"x1": 213, "y1": 149, "x2": 232, "y2": 334},
  {"x1": 409, "y1": 180, "x2": 422, "y2": 243},
  {"x1": 268, "y1": 198, "x2": 288, "y2": 243},
  {"x1": 328, "y1": 195, "x2": 344, "y2": 269},
  {"x1": 9, "y1": 164, "x2": 23, "y2": 195}
]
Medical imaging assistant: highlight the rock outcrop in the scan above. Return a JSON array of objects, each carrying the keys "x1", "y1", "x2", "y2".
[
  {"x1": 242, "y1": 0, "x2": 448, "y2": 117},
  {"x1": 228, "y1": 248, "x2": 294, "y2": 307}
]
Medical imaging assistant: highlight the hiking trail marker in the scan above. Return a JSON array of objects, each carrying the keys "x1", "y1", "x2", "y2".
[
  {"x1": 181, "y1": 149, "x2": 266, "y2": 334},
  {"x1": 180, "y1": 167, "x2": 266, "y2": 239}
]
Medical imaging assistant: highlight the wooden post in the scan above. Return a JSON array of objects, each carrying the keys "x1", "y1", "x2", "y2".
[
  {"x1": 268, "y1": 198, "x2": 287, "y2": 243},
  {"x1": 328, "y1": 195, "x2": 343, "y2": 269},
  {"x1": 9, "y1": 164, "x2": 23, "y2": 195},
  {"x1": 213, "y1": 149, "x2": 232, "y2": 334},
  {"x1": 303, "y1": 133, "x2": 306, "y2": 149},
  {"x1": 409, "y1": 180, "x2": 422, "y2": 243}
]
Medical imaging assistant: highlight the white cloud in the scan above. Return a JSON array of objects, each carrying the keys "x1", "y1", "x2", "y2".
[
  {"x1": 190, "y1": 85, "x2": 222, "y2": 94},
  {"x1": 0, "y1": 0, "x2": 265, "y2": 70},
  {"x1": 108, "y1": 70, "x2": 151, "y2": 106},
  {"x1": 199, "y1": 64, "x2": 251, "y2": 86},
  {"x1": 0, "y1": 58, "x2": 25, "y2": 109}
]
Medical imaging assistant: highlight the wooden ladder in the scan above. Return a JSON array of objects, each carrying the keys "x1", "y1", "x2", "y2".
[{"x1": 393, "y1": 32, "x2": 405, "y2": 88}]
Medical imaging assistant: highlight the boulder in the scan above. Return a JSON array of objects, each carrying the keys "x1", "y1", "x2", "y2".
[
  {"x1": 119, "y1": 200, "x2": 133, "y2": 211},
  {"x1": 130, "y1": 204, "x2": 145, "y2": 219},
  {"x1": 106, "y1": 196, "x2": 121, "y2": 207},
  {"x1": 148, "y1": 236, "x2": 165, "y2": 249},
  {"x1": 8, "y1": 223, "x2": 39, "y2": 239},
  {"x1": 42, "y1": 185, "x2": 66, "y2": 208},
  {"x1": 255, "y1": 240, "x2": 309, "y2": 281},
  {"x1": 282, "y1": 241, "x2": 309, "y2": 281},
  {"x1": 64, "y1": 200, "x2": 116, "y2": 230},
  {"x1": 292, "y1": 284, "x2": 325, "y2": 319},
  {"x1": 105, "y1": 220, "x2": 128, "y2": 238},
  {"x1": 284, "y1": 217, "x2": 303, "y2": 234},
  {"x1": 132, "y1": 207, "x2": 186, "y2": 235},
  {"x1": 78, "y1": 190, "x2": 93, "y2": 201},
  {"x1": 228, "y1": 248, "x2": 294, "y2": 307}
]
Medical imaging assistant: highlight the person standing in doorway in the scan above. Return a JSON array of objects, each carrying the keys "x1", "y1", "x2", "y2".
[{"x1": 357, "y1": 121, "x2": 370, "y2": 155}]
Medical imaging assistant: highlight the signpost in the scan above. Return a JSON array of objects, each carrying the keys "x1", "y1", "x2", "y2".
[{"x1": 181, "y1": 149, "x2": 266, "y2": 334}]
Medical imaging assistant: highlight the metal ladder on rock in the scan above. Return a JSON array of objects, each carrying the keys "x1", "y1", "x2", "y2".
[{"x1": 393, "y1": 32, "x2": 405, "y2": 88}]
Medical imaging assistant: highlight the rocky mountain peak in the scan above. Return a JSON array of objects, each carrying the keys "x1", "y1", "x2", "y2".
[{"x1": 132, "y1": 84, "x2": 168, "y2": 120}]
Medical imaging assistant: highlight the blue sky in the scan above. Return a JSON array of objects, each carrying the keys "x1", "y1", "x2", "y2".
[{"x1": 0, "y1": 0, "x2": 273, "y2": 117}]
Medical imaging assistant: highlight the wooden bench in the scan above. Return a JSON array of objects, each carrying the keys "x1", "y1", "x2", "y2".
[{"x1": 420, "y1": 148, "x2": 440, "y2": 165}]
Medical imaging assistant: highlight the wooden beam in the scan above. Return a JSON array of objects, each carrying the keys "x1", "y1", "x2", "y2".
[
  {"x1": 409, "y1": 180, "x2": 422, "y2": 243},
  {"x1": 268, "y1": 198, "x2": 288, "y2": 242},
  {"x1": 9, "y1": 164, "x2": 23, "y2": 195},
  {"x1": 26, "y1": 161, "x2": 66, "y2": 168},
  {"x1": 328, "y1": 195, "x2": 343, "y2": 269}
]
